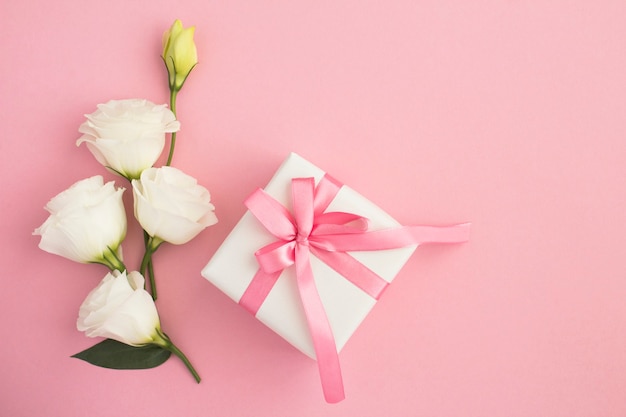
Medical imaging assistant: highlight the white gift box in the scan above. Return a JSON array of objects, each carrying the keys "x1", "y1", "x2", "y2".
[{"x1": 201, "y1": 152, "x2": 418, "y2": 359}]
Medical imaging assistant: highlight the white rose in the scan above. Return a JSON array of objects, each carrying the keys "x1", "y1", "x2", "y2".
[
  {"x1": 77, "y1": 99, "x2": 180, "y2": 179},
  {"x1": 34, "y1": 176, "x2": 127, "y2": 269},
  {"x1": 132, "y1": 166, "x2": 217, "y2": 245},
  {"x1": 77, "y1": 270, "x2": 161, "y2": 346}
]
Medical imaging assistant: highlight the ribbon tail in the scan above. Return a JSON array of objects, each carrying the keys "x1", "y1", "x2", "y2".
[
  {"x1": 295, "y1": 244, "x2": 345, "y2": 403},
  {"x1": 313, "y1": 223, "x2": 471, "y2": 251}
]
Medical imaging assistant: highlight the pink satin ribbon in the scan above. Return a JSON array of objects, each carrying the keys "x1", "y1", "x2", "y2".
[{"x1": 240, "y1": 175, "x2": 470, "y2": 403}]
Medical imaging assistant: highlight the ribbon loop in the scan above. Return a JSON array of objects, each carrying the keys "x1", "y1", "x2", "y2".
[{"x1": 245, "y1": 189, "x2": 296, "y2": 240}]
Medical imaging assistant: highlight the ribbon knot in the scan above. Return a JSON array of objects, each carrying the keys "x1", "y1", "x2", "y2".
[{"x1": 240, "y1": 175, "x2": 470, "y2": 403}]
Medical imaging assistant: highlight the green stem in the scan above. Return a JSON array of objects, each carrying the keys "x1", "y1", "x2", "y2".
[
  {"x1": 139, "y1": 248, "x2": 155, "y2": 298},
  {"x1": 148, "y1": 259, "x2": 155, "y2": 292},
  {"x1": 142, "y1": 231, "x2": 155, "y2": 296},
  {"x1": 157, "y1": 330, "x2": 201, "y2": 383},
  {"x1": 140, "y1": 237, "x2": 163, "y2": 300},
  {"x1": 165, "y1": 89, "x2": 178, "y2": 166}
]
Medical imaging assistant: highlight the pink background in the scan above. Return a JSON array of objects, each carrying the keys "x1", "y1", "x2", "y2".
[{"x1": 2, "y1": 1, "x2": 625, "y2": 416}]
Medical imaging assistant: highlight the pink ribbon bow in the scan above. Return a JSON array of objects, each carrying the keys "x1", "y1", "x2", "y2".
[{"x1": 240, "y1": 175, "x2": 470, "y2": 403}]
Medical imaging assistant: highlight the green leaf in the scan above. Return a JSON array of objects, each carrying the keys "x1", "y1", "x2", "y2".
[{"x1": 72, "y1": 339, "x2": 171, "y2": 370}]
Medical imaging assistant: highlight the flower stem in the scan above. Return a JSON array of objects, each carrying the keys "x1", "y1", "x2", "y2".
[
  {"x1": 165, "y1": 89, "x2": 178, "y2": 166},
  {"x1": 148, "y1": 260, "x2": 155, "y2": 292},
  {"x1": 140, "y1": 236, "x2": 163, "y2": 300},
  {"x1": 142, "y1": 231, "x2": 155, "y2": 297},
  {"x1": 157, "y1": 330, "x2": 201, "y2": 383}
]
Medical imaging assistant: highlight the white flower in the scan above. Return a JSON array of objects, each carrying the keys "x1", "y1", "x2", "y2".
[
  {"x1": 77, "y1": 99, "x2": 180, "y2": 179},
  {"x1": 34, "y1": 176, "x2": 126, "y2": 267},
  {"x1": 132, "y1": 166, "x2": 217, "y2": 245},
  {"x1": 77, "y1": 271, "x2": 161, "y2": 346}
]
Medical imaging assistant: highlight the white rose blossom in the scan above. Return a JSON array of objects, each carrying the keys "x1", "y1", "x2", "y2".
[
  {"x1": 77, "y1": 270, "x2": 201, "y2": 382},
  {"x1": 33, "y1": 176, "x2": 126, "y2": 270},
  {"x1": 77, "y1": 99, "x2": 180, "y2": 179},
  {"x1": 132, "y1": 166, "x2": 217, "y2": 246},
  {"x1": 77, "y1": 270, "x2": 162, "y2": 346}
]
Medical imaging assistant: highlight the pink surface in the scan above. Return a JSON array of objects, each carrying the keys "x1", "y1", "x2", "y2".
[{"x1": 2, "y1": 1, "x2": 625, "y2": 416}]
